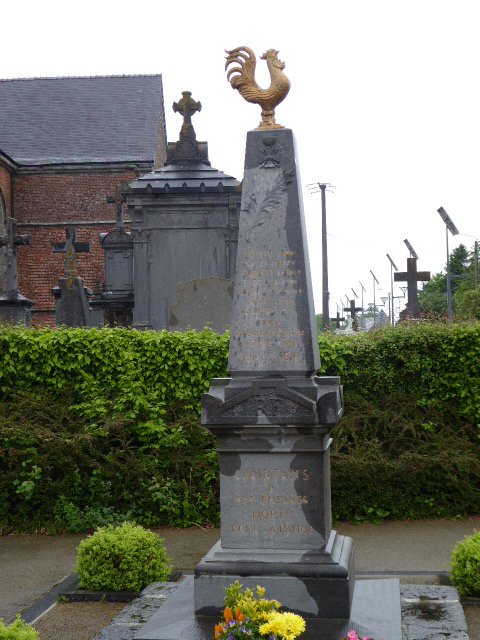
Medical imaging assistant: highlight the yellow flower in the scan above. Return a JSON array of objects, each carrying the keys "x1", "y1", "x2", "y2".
[{"x1": 259, "y1": 612, "x2": 306, "y2": 640}]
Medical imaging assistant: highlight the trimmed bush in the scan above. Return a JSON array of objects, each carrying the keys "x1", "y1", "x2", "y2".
[
  {"x1": 0, "y1": 616, "x2": 39, "y2": 640},
  {"x1": 450, "y1": 531, "x2": 480, "y2": 596},
  {"x1": 0, "y1": 323, "x2": 479, "y2": 530},
  {"x1": 75, "y1": 522, "x2": 171, "y2": 591}
]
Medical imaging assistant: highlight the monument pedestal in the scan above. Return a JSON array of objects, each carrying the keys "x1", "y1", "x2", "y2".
[
  {"x1": 0, "y1": 292, "x2": 34, "y2": 326},
  {"x1": 195, "y1": 533, "x2": 354, "y2": 619},
  {"x1": 137, "y1": 112, "x2": 402, "y2": 640}
]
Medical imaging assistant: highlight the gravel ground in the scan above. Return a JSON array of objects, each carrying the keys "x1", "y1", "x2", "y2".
[{"x1": 32, "y1": 602, "x2": 125, "y2": 640}]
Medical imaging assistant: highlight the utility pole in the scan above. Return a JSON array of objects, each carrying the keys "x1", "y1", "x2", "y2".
[{"x1": 308, "y1": 182, "x2": 334, "y2": 330}]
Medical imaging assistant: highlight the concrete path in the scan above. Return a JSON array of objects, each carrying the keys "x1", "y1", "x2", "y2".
[{"x1": 1, "y1": 518, "x2": 479, "y2": 636}]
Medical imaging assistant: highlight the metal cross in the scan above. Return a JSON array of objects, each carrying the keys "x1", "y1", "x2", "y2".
[
  {"x1": 330, "y1": 311, "x2": 346, "y2": 329},
  {"x1": 0, "y1": 217, "x2": 32, "y2": 293},
  {"x1": 394, "y1": 257, "x2": 430, "y2": 318}
]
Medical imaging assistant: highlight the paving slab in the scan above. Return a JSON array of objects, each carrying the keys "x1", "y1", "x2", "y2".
[{"x1": 1, "y1": 519, "x2": 480, "y2": 636}]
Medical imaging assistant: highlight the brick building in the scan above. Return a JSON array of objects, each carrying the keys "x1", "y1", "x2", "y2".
[{"x1": 0, "y1": 75, "x2": 166, "y2": 324}]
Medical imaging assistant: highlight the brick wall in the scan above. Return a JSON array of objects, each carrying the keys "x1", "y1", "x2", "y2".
[
  {"x1": 13, "y1": 166, "x2": 146, "y2": 325},
  {"x1": 0, "y1": 162, "x2": 12, "y2": 215}
]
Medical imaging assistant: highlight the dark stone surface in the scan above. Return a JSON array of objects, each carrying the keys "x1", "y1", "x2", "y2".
[
  {"x1": 92, "y1": 225, "x2": 134, "y2": 327},
  {"x1": 196, "y1": 128, "x2": 346, "y2": 623},
  {"x1": 194, "y1": 533, "x2": 354, "y2": 618},
  {"x1": 0, "y1": 217, "x2": 34, "y2": 325},
  {"x1": 125, "y1": 92, "x2": 240, "y2": 332},
  {"x1": 202, "y1": 376, "x2": 342, "y2": 426},
  {"x1": 52, "y1": 277, "x2": 92, "y2": 327},
  {"x1": 169, "y1": 277, "x2": 234, "y2": 332},
  {"x1": 135, "y1": 576, "x2": 402, "y2": 640},
  {"x1": 401, "y1": 585, "x2": 469, "y2": 639},
  {"x1": 227, "y1": 129, "x2": 318, "y2": 377}
]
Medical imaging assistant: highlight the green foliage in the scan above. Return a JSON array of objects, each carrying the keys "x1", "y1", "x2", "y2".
[
  {"x1": 224, "y1": 581, "x2": 281, "y2": 622},
  {"x1": 331, "y1": 392, "x2": 480, "y2": 522},
  {"x1": 450, "y1": 532, "x2": 480, "y2": 596},
  {"x1": 1, "y1": 322, "x2": 480, "y2": 530},
  {"x1": 0, "y1": 616, "x2": 39, "y2": 640},
  {"x1": 75, "y1": 522, "x2": 171, "y2": 591}
]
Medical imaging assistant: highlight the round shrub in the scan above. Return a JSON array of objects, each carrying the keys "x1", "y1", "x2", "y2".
[
  {"x1": 75, "y1": 522, "x2": 171, "y2": 591},
  {"x1": 450, "y1": 531, "x2": 480, "y2": 596},
  {"x1": 0, "y1": 615, "x2": 39, "y2": 640}
]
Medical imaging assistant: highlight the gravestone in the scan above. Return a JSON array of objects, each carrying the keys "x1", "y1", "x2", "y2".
[
  {"x1": 343, "y1": 299, "x2": 362, "y2": 331},
  {"x1": 0, "y1": 217, "x2": 34, "y2": 325},
  {"x1": 90, "y1": 184, "x2": 134, "y2": 327},
  {"x1": 330, "y1": 310, "x2": 346, "y2": 329},
  {"x1": 51, "y1": 228, "x2": 92, "y2": 327},
  {"x1": 137, "y1": 48, "x2": 402, "y2": 640},
  {"x1": 394, "y1": 257, "x2": 431, "y2": 319},
  {"x1": 125, "y1": 92, "x2": 240, "y2": 331},
  {"x1": 169, "y1": 277, "x2": 234, "y2": 332}
]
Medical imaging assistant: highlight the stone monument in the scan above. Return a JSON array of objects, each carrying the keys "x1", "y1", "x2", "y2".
[
  {"x1": 0, "y1": 217, "x2": 34, "y2": 325},
  {"x1": 90, "y1": 183, "x2": 134, "y2": 327},
  {"x1": 137, "y1": 47, "x2": 402, "y2": 640},
  {"x1": 51, "y1": 228, "x2": 93, "y2": 327},
  {"x1": 125, "y1": 91, "x2": 240, "y2": 332}
]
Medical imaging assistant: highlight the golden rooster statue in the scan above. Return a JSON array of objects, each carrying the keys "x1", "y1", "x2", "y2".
[{"x1": 225, "y1": 47, "x2": 290, "y2": 130}]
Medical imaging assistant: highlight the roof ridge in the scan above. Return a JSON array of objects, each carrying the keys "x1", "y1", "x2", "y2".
[{"x1": 0, "y1": 73, "x2": 162, "y2": 83}]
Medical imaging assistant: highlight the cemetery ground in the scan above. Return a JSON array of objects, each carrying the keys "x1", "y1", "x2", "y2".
[{"x1": 1, "y1": 519, "x2": 479, "y2": 640}]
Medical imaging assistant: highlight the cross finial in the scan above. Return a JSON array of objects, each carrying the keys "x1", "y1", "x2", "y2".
[{"x1": 172, "y1": 91, "x2": 202, "y2": 139}]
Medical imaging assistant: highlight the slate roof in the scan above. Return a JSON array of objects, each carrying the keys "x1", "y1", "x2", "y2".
[
  {"x1": 130, "y1": 163, "x2": 240, "y2": 193},
  {"x1": 0, "y1": 75, "x2": 165, "y2": 166}
]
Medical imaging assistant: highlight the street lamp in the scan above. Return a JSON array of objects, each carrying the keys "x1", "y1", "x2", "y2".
[
  {"x1": 386, "y1": 253, "x2": 398, "y2": 325},
  {"x1": 404, "y1": 239, "x2": 419, "y2": 260},
  {"x1": 437, "y1": 207, "x2": 459, "y2": 321}
]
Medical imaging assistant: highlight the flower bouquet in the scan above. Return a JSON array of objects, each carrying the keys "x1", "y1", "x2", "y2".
[{"x1": 214, "y1": 581, "x2": 306, "y2": 640}]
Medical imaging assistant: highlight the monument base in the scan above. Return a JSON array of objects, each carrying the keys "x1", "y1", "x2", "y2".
[
  {"x1": 194, "y1": 532, "x2": 353, "y2": 618},
  {"x1": 135, "y1": 576, "x2": 402, "y2": 640},
  {"x1": 0, "y1": 293, "x2": 34, "y2": 326}
]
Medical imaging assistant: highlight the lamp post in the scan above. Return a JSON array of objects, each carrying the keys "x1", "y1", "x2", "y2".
[
  {"x1": 370, "y1": 270, "x2": 379, "y2": 327},
  {"x1": 386, "y1": 253, "x2": 398, "y2": 325},
  {"x1": 404, "y1": 239, "x2": 419, "y2": 260},
  {"x1": 437, "y1": 207, "x2": 459, "y2": 321}
]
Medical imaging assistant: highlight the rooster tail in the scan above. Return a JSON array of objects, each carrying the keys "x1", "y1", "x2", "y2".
[{"x1": 225, "y1": 46, "x2": 257, "y2": 87}]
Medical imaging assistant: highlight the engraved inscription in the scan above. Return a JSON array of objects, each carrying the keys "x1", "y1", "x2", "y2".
[{"x1": 226, "y1": 464, "x2": 317, "y2": 541}]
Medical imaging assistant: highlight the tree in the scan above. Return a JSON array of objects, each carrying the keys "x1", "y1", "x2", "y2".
[{"x1": 419, "y1": 243, "x2": 479, "y2": 319}]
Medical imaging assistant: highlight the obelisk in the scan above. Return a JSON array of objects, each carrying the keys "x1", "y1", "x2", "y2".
[
  {"x1": 137, "y1": 47, "x2": 403, "y2": 640},
  {"x1": 196, "y1": 47, "x2": 351, "y2": 627}
]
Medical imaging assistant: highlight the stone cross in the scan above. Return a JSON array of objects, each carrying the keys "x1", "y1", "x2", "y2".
[
  {"x1": 106, "y1": 182, "x2": 129, "y2": 228},
  {"x1": 173, "y1": 91, "x2": 201, "y2": 139},
  {"x1": 0, "y1": 217, "x2": 32, "y2": 293},
  {"x1": 52, "y1": 228, "x2": 90, "y2": 286},
  {"x1": 173, "y1": 91, "x2": 201, "y2": 128},
  {"x1": 330, "y1": 310, "x2": 345, "y2": 329},
  {"x1": 394, "y1": 257, "x2": 430, "y2": 318}
]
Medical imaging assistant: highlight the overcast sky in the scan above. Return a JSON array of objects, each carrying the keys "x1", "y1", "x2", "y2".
[{"x1": 3, "y1": 0, "x2": 479, "y2": 316}]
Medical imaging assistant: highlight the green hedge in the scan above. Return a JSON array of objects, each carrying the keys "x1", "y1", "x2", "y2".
[{"x1": 0, "y1": 323, "x2": 479, "y2": 532}]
